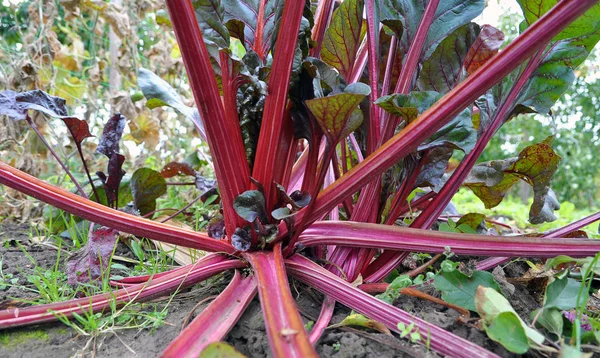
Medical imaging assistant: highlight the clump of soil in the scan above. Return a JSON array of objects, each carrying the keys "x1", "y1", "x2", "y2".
[{"x1": 0, "y1": 223, "x2": 538, "y2": 357}]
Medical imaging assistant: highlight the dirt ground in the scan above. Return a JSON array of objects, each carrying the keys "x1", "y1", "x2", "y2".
[{"x1": 0, "y1": 223, "x2": 524, "y2": 357}]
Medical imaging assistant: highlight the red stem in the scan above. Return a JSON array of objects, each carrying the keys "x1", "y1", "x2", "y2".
[
  {"x1": 166, "y1": 0, "x2": 250, "y2": 237},
  {"x1": 0, "y1": 256, "x2": 245, "y2": 329},
  {"x1": 244, "y1": 244, "x2": 317, "y2": 357},
  {"x1": 310, "y1": 0, "x2": 334, "y2": 58},
  {"x1": 298, "y1": 0, "x2": 598, "y2": 230},
  {"x1": 286, "y1": 255, "x2": 499, "y2": 358},
  {"x1": 161, "y1": 270, "x2": 257, "y2": 357},
  {"x1": 0, "y1": 162, "x2": 235, "y2": 253},
  {"x1": 380, "y1": 0, "x2": 440, "y2": 144},
  {"x1": 252, "y1": 0, "x2": 306, "y2": 210}
]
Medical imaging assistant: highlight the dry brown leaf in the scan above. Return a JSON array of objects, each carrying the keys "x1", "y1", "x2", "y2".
[{"x1": 152, "y1": 215, "x2": 205, "y2": 266}]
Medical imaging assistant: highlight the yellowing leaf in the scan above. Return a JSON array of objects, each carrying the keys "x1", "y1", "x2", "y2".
[
  {"x1": 199, "y1": 342, "x2": 246, "y2": 358},
  {"x1": 329, "y1": 313, "x2": 391, "y2": 336},
  {"x1": 321, "y1": 0, "x2": 366, "y2": 80}
]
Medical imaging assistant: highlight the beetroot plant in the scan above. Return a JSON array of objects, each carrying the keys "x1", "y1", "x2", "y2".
[{"x1": 2, "y1": 0, "x2": 600, "y2": 356}]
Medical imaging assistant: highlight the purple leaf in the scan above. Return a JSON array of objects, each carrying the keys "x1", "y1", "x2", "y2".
[
  {"x1": 231, "y1": 227, "x2": 251, "y2": 251},
  {"x1": 207, "y1": 215, "x2": 226, "y2": 240},
  {"x1": 67, "y1": 227, "x2": 119, "y2": 285},
  {"x1": 96, "y1": 153, "x2": 126, "y2": 208},
  {"x1": 96, "y1": 113, "x2": 126, "y2": 158}
]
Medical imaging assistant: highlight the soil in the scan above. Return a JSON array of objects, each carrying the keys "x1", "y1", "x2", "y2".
[{"x1": 0, "y1": 222, "x2": 538, "y2": 358}]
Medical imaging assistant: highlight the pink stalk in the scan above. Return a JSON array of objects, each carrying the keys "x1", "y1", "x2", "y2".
[
  {"x1": 286, "y1": 255, "x2": 499, "y2": 358},
  {"x1": 365, "y1": 0, "x2": 381, "y2": 154},
  {"x1": 112, "y1": 254, "x2": 226, "y2": 286},
  {"x1": 545, "y1": 210, "x2": 600, "y2": 238},
  {"x1": 365, "y1": 48, "x2": 548, "y2": 282},
  {"x1": 476, "y1": 210, "x2": 600, "y2": 271},
  {"x1": 243, "y1": 244, "x2": 317, "y2": 357},
  {"x1": 299, "y1": 221, "x2": 600, "y2": 257},
  {"x1": 380, "y1": 0, "x2": 440, "y2": 143},
  {"x1": 301, "y1": 0, "x2": 598, "y2": 228},
  {"x1": 412, "y1": 47, "x2": 547, "y2": 229},
  {"x1": 346, "y1": 41, "x2": 369, "y2": 84},
  {"x1": 161, "y1": 270, "x2": 257, "y2": 357},
  {"x1": 252, "y1": 0, "x2": 306, "y2": 208},
  {"x1": 310, "y1": 0, "x2": 335, "y2": 58},
  {"x1": 166, "y1": 0, "x2": 250, "y2": 236},
  {"x1": 308, "y1": 296, "x2": 335, "y2": 345},
  {"x1": 0, "y1": 162, "x2": 235, "y2": 253},
  {"x1": 0, "y1": 256, "x2": 245, "y2": 329}
]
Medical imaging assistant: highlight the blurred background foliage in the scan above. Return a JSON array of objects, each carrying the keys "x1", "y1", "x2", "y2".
[
  {"x1": 0, "y1": 0, "x2": 598, "y2": 230},
  {"x1": 0, "y1": 0, "x2": 209, "y2": 222}
]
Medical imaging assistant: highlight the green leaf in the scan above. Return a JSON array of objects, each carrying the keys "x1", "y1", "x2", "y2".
[
  {"x1": 193, "y1": 0, "x2": 230, "y2": 49},
  {"x1": 222, "y1": 0, "x2": 282, "y2": 56},
  {"x1": 486, "y1": 312, "x2": 531, "y2": 354},
  {"x1": 137, "y1": 68, "x2": 195, "y2": 118},
  {"x1": 475, "y1": 286, "x2": 546, "y2": 353},
  {"x1": 130, "y1": 168, "x2": 167, "y2": 216},
  {"x1": 199, "y1": 342, "x2": 247, "y2": 358},
  {"x1": 320, "y1": 0, "x2": 365, "y2": 80},
  {"x1": 433, "y1": 270, "x2": 500, "y2": 312},
  {"x1": 456, "y1": 213, "x2": 486, "y2": 231},
  {"x1": 517, "y1": 41, "x2": 588, "y2": 114},
  {"x1": 376, "y1": 91, "x2": 476, "y2": 153},
  {"x1": 381, "y1": 0, "x2": 485, "y2": 61},
  {"x1": 517, "y1": 1, "x2": 600, "y2": 54},
  {"x1": 531, "y1": 308, "x2": 563, "y2": 336},
  {"x1": 233, "y1": 190, "x2": 267, "y2": 222},
  {"x1": 544, "y1": 276, "x2": 587, "y2": 311},
  {"x1": 464, "y1": 141, "x2": 562, "y2": 224},
  {"x1": 305, "y1": 84, "x2": 370, "y2": 144},
  {"x1": 417, "y1": 23, "x2": 480, "y2": 94},
  {"x1": 377, "y1": 274, "x2": 412, "y2": 304}
]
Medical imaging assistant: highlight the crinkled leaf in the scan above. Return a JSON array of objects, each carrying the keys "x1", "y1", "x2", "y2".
[
  {"x1": 207, "y1": 215, "x2": 226, "y2": 240},
  {"x1": 463, "y1": 25, "x2": 505, "y2": 76},
  {"x1": 475, "y1": 286, "x2": 546, "y2": 352},
  {"x1": 305, "y1": 84, "x2": 370, "y2": 144},
  {"x1": 544, "y1": 276, "x2": 587, "y2": 311},
  {"x1": 137, "y1": 68, "x2": 196, "y2": 118},
  {"x1": 96, "y1": 113, "x2": 126, "y2": 158},
  {"x1": 67, "y1": 227, "x2": 118, "y2": 284},
  {"x1": 434, "y1": 270, "x2": 500, "y2": 311},
  {"x1": 195, "y1": 174, "x2": 217, "y2": 192},
  {"x1": 199, "y1": 342, "x2": 247, "y2": 358},
  {"x1": 160, "y1": 161, "x2": 196, "y2": 178},
  {"x1": 380, "y1": 0, "x2": 485, "y2": 61},
  {"x1": 130, "y1": 168, "x2": 167, "y2": 216},
  {"x1": 417, "y1": 23, "x2": 480, "y2": 94},
  {"x1": 320, "y1": 0, "x2": 365, "y2": 80},
  {"x1": 0, "y1": 89, "x2": 68, "y2": 120},
  {"x1": 96, "y1": 153, "x2": 126, "y2": 208},
  {"x1": 517, "y1": 41, "x2": 588, "y2": 115},
  {"x1": 415, "y1": 147, "x2": 453, "y2": 189},
  {"x1": 193, "y1": 0, "x2": 230, "y2": 49},
  {"x1": 464, "y1": 142, "x2": 561, "y2": 223},
  {"x1": 0, "y1": 90, "x2": 93, "y2": 146},
  {"x1": 233, "y1": 190, "x2": 268, "y2": 222},
  {"x1": 231, "y1": 227, "x2": 251, "y2": 251}
]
